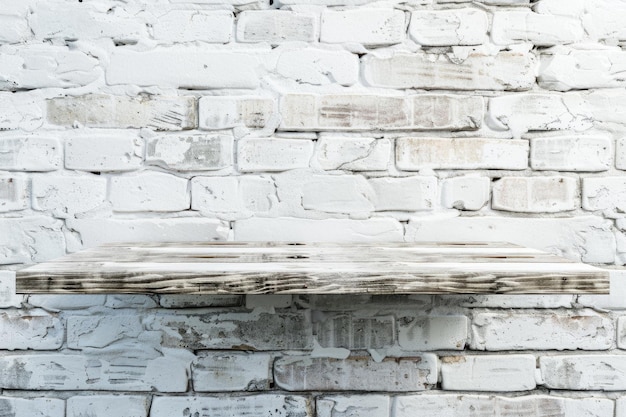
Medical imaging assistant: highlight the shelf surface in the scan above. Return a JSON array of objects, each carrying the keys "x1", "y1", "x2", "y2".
[{"x1": 15, "y1": 241, "x2": 610, "y2": 294}]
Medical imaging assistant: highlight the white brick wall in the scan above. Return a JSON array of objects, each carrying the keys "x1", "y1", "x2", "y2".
[{"x1": 2, "y1": 0, "x2": 626, "y2": 414}]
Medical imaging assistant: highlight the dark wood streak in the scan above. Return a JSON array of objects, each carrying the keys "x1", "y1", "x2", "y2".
[{"x1": 15, "y1": 242, "x2": 610, "y2": 294}]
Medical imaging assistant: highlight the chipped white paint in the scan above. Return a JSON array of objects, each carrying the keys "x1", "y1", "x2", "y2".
[{"x1": 441, "y1": 355, "x2": 536, "y2": 391}]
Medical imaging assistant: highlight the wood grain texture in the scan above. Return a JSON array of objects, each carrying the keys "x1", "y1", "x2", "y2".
[{"x1": 15, "y1": 242, "x2": 609, "y2": 294}]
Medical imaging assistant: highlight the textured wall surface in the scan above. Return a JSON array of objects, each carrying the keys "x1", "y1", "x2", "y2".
[{"x1": 1, "y1": 0, "x2": 626, "y2": 415}]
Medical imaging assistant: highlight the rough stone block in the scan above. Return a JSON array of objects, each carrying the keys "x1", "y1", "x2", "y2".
[
  {"x1": 237, "y1": 11, "x2": 318, "y2": 43},
  {"x1": 492, "y1": 12, "x2": 583, "y2": 45},
  {"x1": 191, "y1": 176, "x2": 275, "y2": 214},
  {"x1": 67, "y1": 315, "x2": 142, "y2": 349},
  {"x1": 237, "y1": 138, "x2": 313, "y2": 172},
  {"x1": 369, "y1": 176, "x2": 437, "y2": 211},
  {"x1": 530, "y1": 136, "x2": 612, "y2": 172},
  {"x1": 65, "y1": 218, "x2": 228, "y2": 249},
  {"x1": 0, "y1": 174, "x2": 28, "y2": 212},
  {"x1": 0, "y1": 15, "x2": 29, "y2": 44},
  {"x1": 364, "y1": 52, "x2": 536, "y2": 91},
  {"x1": 0, "y1": 397, "x2": 64, "y2": 417},
  {"x1": 0, "y1": 217, "x2": 65, "y2": 264},
  {"x1": 492, "y1": 176, "x2": 579, "y2": 213},
  {"x1": 0, "y1": 92, "x2": 43, "y2": 131},
  {"x1": 0, "y1": 309, "x2": 63, "y2": 350},
  {"x1": 541, "y1": 355, "x2": 626, "y2": 390},
  {"x1": 317, "y1": 395, "x2": 389, "y2": 417},
  {"x1": 409, "y1": 9, "x2": 488, "y2": 45},
  {"x1": 276, "y1": 48, "x2": 359, "y2": 86},
  {"x1": 146, "y1": 134, "x2": 232, "y2": 171},
  {"x1": 472, "y1": 311, "x2": 613, "y2": 350},
  {"x1": 27, "y1": 295, "x2": 106, "y2": 311},
  {"x1": 274, "y1": 354, "x2": 437, "y2": 391},
  {"x1": 313, "y1": 313, "x2": 395, "y2": 349},
  {"x1": 65, "y1": 134, "x2": 143, "y2": 172},
  {"x1": 47, "y1": 95, "x2": 197, "y2": 130},
  {"x1": 110, "y1": 172, "x2": 189, "y2": 212},
  {"x1": 441, "y1": 355, "x2": 536, "y2": 391},
  {"x1": 67, "y1": 395, "x2": 149, "y2": 417},
  {"x1": 199, "y1": 96, "x2": 275, "y2": 130},
  {"x1": 441, "y1": 176, "x2": 490, "y2": 211},
  {"x1": 0, "y1": 137, "x2": 61, "y2": 171},
  {"x1": 152, "y1": 10, "x2": 233, "y2": 43},
  {"x1": 582, "y1": 177, "x2": 626, "y2": 218},
  {"x1": 0, "y1": 271, "x2": 22, "y2": 308},
  {"x1": 280, "y1": 94, "x2": 483, "y2": 131},
  {"x1": 321, "y1": 9, "x2": 405, "y2": 46},
  {"x1": 150, "y1": 395, "x2": 312, "y2": 417},
  {"x1": 107, "y1": 47, "x2": 260, "y2": 89},
  {"x1": 192, "y1": 352, "x2": 273, "y2": 391},
  {"x1": 32, "y1": 175, "x2": 107, "y2": 218},
  {"x1": 302, "y1": 175, "x2": 374, "y2": 215},
  {"x1": 398, "y1": 315, "x2": 468, "y2": 351},
  {"x1": 396, "y1": 138, "x2": 528, "y2": 170},
  {"x1": 315, "y1": 137, "x2": 391, "y2": 171},
  {"x1": 0, "y1": 45, "x2": 100, "y2": 91}
]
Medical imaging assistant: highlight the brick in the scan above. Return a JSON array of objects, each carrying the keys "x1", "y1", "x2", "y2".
[
  {"x1": 582, "y1": 0, "x2": 626, "y2": 43},
  {"x1": 578, "y1": 270, "x2": 626, "y2": 310},
  {"x1": 27, "y1": 294, "x2": 106, "y2": 311},
  {"x1": 246, "y1": 295, "x2": 292, "y2": 309},
  {"x1": 315, "y1": 137, "x2": 391, "y2": 171},
  {"x1": 408, "y1": 215, "x2": 615, "y2": 264},
  {"x1": 29, "y1": 3, "x2": 147, "y2": 41},
  {"x1": 0, "y1": 271, "x2": 22, "y2": 308},
  {"x1": 199, "y1": 96, "x2": 275, "y2": 130},
  {"x1": 146, "y1": 311, "x2": 313, "y2": 350},
  {"x1": 0, "y1": 136, "x2": 61, "y2": 171},
  {"x1": 105, "y1": 295, "x2": 158, "y2": 309},
  {"x1": 492, "y1": 12, "x2": 583, "y2": 46},
  {"x1": 0, "y1": 350, "x2": 192, "y2": 391},
  {"x1": 531, "y1": 136, "x2": 612, "y2": 171},
  {"x1": 191, "y1": 176, "x2": 274, "y2": 215},
  {"x1": 0, "y1": 174, "x2": 28, "y2": 212},
  {"x1": 237, "y1": 11, "x2": 318, "y2": 43},
  {"x1": 369, "y1": 177, "x2": 437, "y2": 211},
  {"x1": 238, "y1": 138, "x2": 313, "y2": 172},
  {"x1": 364, "y1": 52, "x2": 536, "y2": 91},
  {"x1": 441, "y1": 176, "x2": 490, "y2": 211},
  {"x1": 0, "y1": 310, "x2": 63, "y2": 350},
  {"x1": 540, "y1": 49, "x2": 626, "y2": 91},
  {"x1": 160, "y1": 295, "x2": 242, "y2": 308},
  {"x1": 0, "y1": 45, "x2": 100, "y2": 91},
  {"x1": 235, "y1": 217, "x2": 404, "y2": 242},
  {"x1": 441, "y1": 355, "x2": 536, "y2": 391},
  {"x1": 32, "y1": 174, "x2": 107, "y2": 218},
  {"x1": 619, "y1": 316, "x2": 626, "y2": 348},
  {"x1": 618, "y1": 398, "x2": 626, "y2": 417},
  {"x1": 150, "y1": 395, "x2": 312, "y2": 417},
  {"x1": 0, "y1": 217, "x2": 65, "y2": 264},
  {"x1": 67, "y1": 315, "x2": 142, "y2": 349},
  {"x1": 321, "y1": 9, "x2": 405, "y2": 46},
  {"x1": 67, "y1": 395, "x2": 149, "y2": 417},
  {"x1": 152, "y1": 10, "x2": 232, "y2": 43},
  {"x1": 317, "y1": 395, "x2": 389, "y2": 417},
  {"x1": 302, "y1": 175, "x2": 374, "y2": 214},
  {"x1": 192, "y1": 352, "x2": 273, "y2": 391},
  {"x1": 492, "y1": 176, "x2": 579, "y2": 213},
  {"x1": 274, "y1": 354, "x2": 437, "y2": 391},
  {"x1": 65, "y1": 133, "x2": 143, "y2": 172},
  {"x1": 541, "y1": 355, "x2": 626, "y2": 390},
  {"x1": 396, "y1": 137, "x2": 528, "y2": 170},
  {"x1": 107, "y1": 47, "x2": 260, "y2": 89},
  {"x1": 398, "y1": 315, "x2": 468, "y2": 351},
  {"x1": 395, "y1": 395, "x2": 613, "y2": 417},
  {"x1": 445, "y1": 294, "x2": 574, "y2": 309},
  {"x1": 65, "y1": 218, "x2": 227, "y2": 250},
  {"x1": 0, "y1": 15, "x2": 29, "y2": 44},
  {"x1": 276, "y1": 48, "x2": 359, "y2": 86},
  {"x1": 47, "y1": 94, "x2": 197, "y2": 130},
  {"x1": 583, "y1": 177, "x2": 626, "y2": 217},
  {"x1": 487, "y1": 93, "x2": 592, "y2": 138},
  {"x1": 146, "y1": 134, "x2": 232, "y2": 171},
  {"x1": 0, "y1": 397, "x2": 64, "y2": 417},
  {"x1": 313, "y1": 314, "x2": 394, "y2": 349},
  {"x1": 580, "y1": 88, "x2": 626, "y2": 127},
  {"x1": 409, "y1": 9, "x2": 488, "y2": 46},
  {"x1": 280, "y1": 94, "x2": 483, "y2": 131},
  {"x1": 617, "y1": 137, "x2": 626, "y2": 170},
  {"x1": 110, "y1": 172, "x2": 189, "y2": 212},
  {"x1": 472, "y1": 310, "x2": 613, "y2": 350},
  {"x1": 0, "y1": 92, "x2": 43, "y2": 130}
]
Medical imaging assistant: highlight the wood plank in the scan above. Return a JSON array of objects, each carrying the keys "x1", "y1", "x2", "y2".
[{"x1": 15, "y1": 241, "x2": 609, "y2": 294}]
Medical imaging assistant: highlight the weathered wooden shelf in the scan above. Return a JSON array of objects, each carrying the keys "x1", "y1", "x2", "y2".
[{"x1": 15, "y1": 241, "x2": 609, "y2": 294}]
